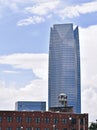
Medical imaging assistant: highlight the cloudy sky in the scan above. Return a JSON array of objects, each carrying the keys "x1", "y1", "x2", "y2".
[{"x1": 0, "y1": 0, "x2": 97, "y2": 122}]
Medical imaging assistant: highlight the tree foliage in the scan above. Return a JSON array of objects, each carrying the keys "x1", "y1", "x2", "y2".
[{"x1": 89, "y1": 122, "x2": 97, "y2": 130}]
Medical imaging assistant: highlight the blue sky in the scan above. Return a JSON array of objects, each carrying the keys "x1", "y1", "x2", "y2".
[{"x1": 0, "y1": 0, "x2": 97, "y2": 122}]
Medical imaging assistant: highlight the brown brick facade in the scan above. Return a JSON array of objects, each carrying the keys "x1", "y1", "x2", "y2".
[{"x1": 0, "y1": 111, "x2": 88, "y2": 130}]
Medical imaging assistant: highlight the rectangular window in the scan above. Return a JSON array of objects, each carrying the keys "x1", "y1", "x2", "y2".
[
  {"x1": 0, "y1": 116, "x2": 2, "y2": 122},
  {"x1": 16, "y1": 127, "x2": 21, "y2": 130},
  {"x1": 80, "y1": 119, "x2": 83, "y2": 125},
  {"x1": 71, "y1": 118, "x2": 76, "y2": 124},
  {"x1": 6, "y1": 127, "x2": 12, "y2": 130},
  {"x1": 16, "y1": 117, "x2": 22, "y2": 122},
  {"x1": 26, "y1": 127, "x2": 31, "y2": 130},
  {"x1": 44, "y1": 118, "x2": 50, "y2": 123},
  {"x1": 44, "y1": 128, "x2": 49, "y2": 130},
  {"x1": 7, "y1": 116, "x2": 12, "y2": 122},
  {"x1": 35, "y1": 128, "x2": 40, "y2": 130},
  {"x1": 35, "y1": 117, "x2": 40, "y2": 124},
  {"x1": 62, "y1": 129, "x2": 67, "y2": 130},
  {"x1": 26, "y1": 117, "x2": 32, "y2": 123},
  {"x1": 54, "y1": 118, "x2": 58, "y2": 124},
  {"x1": 62, "y1": 118, "x2": 67, "y2": 124}
]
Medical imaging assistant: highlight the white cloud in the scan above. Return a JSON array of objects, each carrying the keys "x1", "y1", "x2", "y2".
[
  {"x1": 17, "y1": 0, "x2": 97, "y2": 25},
  {"x1": 1, "y1": 0, "x2": 97, "y2": 25},
  {"x1": 58, "y1": 1, "x2": 97, "y2": 18},
  {"x1": 79, "y1": 24, "x2": 97, "y2": 122},
  {"x1": 17, "y1": 16, "x2": 45, "y2": 26},
  {"x1": 0, "y1": 79, "x2": 48, "y2": 110},
  {"x1": 3, "y1": 70, "x2": 20, "y2": 74},
  {"x1": 25, "y1": 0, "x2": 60, "y2": 16},
  {"x1": 0, "y1": 53, "x2": 48, "y2": 110},
  {"x1": 0, "y1": 0, "x2": 60, "y2": 13},
  {"x1": 0, "y1": 53, "x2": 48, "y2": 79},
  {"x1": 17, "y1": 0, "x2": 60, "y2": 26},
  {"x1": 80, "y1": 25, "x2": 97, "y2": 83}
]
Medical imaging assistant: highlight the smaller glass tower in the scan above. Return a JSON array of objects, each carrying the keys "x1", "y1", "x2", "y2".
[{"x1": 15, "y1": 101, "x2": 46, "y2": 111}]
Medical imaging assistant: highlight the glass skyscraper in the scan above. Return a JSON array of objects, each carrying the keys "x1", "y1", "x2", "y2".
[{"x1": 48, "y1": 24, "x2": 81, "y2": 113}]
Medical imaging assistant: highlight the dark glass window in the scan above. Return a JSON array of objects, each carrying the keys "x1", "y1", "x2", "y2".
[
  {"x1": 54, "y1": 118, "x2": 58, "y2": 124},
  {"x1": 26, "y1": 127, "x2": 31, "y2": 130},
  {"x1": 71, "y1": 118, "x2": 76, "y2": 124},
  {"x1": 16, "y1": 127, "x2": 21, "y2": 130},
  {"x1": 35, "y1": 117, "x2": 40, "y2": 124},
  {"x1": 6, "y1": 127, "x2": 12, "y2": 130},
  {"x1": 44, "y1": 118, "x2": 50, "y2": 123},
  {"x1": 35, "y1": 128, "x2": 40, "y2": 130},
  {"x1": 0, "y1": 116, "x2": 2, "y2": 122},
  {"x1": 26, "y1": 117, "x2": 32, "y2": 123},
  {"x1": 44, "y1": 128, "x2": 49, "y2": 130},
  {"x1": 80, "y1": 119, "x2": 83, "y2": 125},
  {"x1": 7, "y1": 116, "x2": 12, "y2": 122},
  {"x1": 16, "y1": 117, "x2": 22, "y2": 122},
  {"x1": 62, "y1": 118, "x2": 67, "y2": 124},
  {"x1": 62, "y1": 129, "x2": 67, "y2": 130}
]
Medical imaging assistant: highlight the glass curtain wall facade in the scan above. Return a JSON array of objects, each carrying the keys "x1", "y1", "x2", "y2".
[
  {"x1": 15, "y1": 101, "x2": 46, "y2": 111},
  {"x1": 48, "y1": 24, "x2": 81, "y2": 113}
]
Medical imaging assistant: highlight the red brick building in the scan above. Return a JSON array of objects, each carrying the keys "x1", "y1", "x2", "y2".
[{"x1": 0, "y1": 111, "x2": 88, "y2": 130}]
